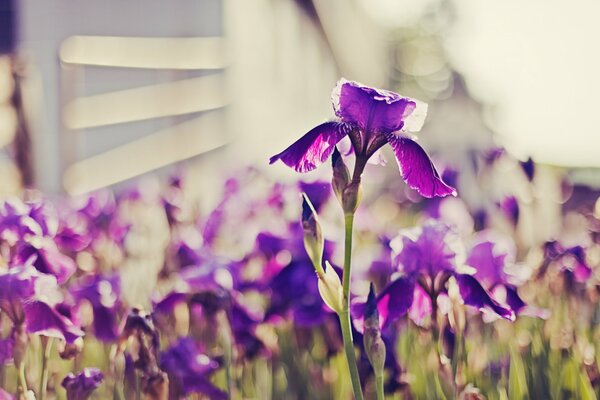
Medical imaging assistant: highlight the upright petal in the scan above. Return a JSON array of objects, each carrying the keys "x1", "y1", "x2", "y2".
[
  {"x1": 391, "y1": 221, "x2": 463, "y2": 277},
  {"x1": 387, "y1": 136, "x2": 456, "y2": 198},
  {"x1": 332, "y1": 79, "x2": 425, "y2": 134},
  {"x1": 269, "y1": 122, "x2": 348, "y2": 172}
]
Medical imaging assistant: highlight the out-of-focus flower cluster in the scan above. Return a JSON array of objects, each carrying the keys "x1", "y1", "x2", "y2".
[{"x1": 0, "y1": 142, "x2": 598, "y2": 398}]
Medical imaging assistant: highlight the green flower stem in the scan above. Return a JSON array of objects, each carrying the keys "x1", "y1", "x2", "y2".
[
  {"x1": 17, "y1": 358, "x2": 28, "y2": 396},
  {"x1": 338, "y1": 212, "x2": 364, "y2": 400},
  {"x1": 375, "y1": 373, "x2": 385, "y2": 400},
  {"x1": 39, "y1": 337, "x2": 54, "y2": 400}
]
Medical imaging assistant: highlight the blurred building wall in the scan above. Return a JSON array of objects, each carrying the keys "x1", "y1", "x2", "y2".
[{"x1": 17, "y1": 0, "x2": 223, "y2": 194}]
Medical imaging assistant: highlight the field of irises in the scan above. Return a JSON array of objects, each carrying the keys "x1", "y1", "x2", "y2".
[{"x1": 1, "y1": 79, "x2": 600, "y2": 399}]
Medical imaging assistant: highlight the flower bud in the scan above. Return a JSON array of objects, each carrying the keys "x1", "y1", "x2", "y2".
[
  {"x1": 318, "y1": 262, "x2": 344, "y2": 314},
  {"x1": 331, "y1": 147, "x2": 362, "y2": 214},
  {"x1": 363, "y1": 284, "x2": 386, "y2": 376},
  {"x1": 342, "y1": 180, "x2": 362, "y2": 215},
  {"x1": 301, "y1": 194, "x2": 324, "y2": 272},
  {"x1": 331, "y1": 147, "x2": 350, "y2": 204}
]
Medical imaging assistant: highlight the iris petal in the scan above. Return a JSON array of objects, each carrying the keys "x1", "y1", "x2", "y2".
[
  {"x1": 387, "y1": 136, "x2": 457, "y2": 198},
  {"x1": 352, "y1": 277, "x2": 415, "y2": 333},
  {"x1": 269, "y1": 122, "x2": 348, "y2": 172},
  {"x1": 455, "y1": 274, "x2": 515, "y2": 321},
  {"x1": 377, "y1": 277, "x2": 415, "y2": 329},
  {"x1": 333, "y1": 79, "x2": 420, "y2": 133}
]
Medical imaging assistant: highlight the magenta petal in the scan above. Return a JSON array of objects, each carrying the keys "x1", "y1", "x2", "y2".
[
  {"x1": 0, "y1": 388, "x2": 13, "y2": 400},
  {"x1": 408, "y1": 284, "x2": 432, "y2": 327},
  {"x1": 387, "y1": 136, "x2": 457, "y2": 198},
  {"x1": 351, "y1": 277, "x2": 414, "y2": 333},
  {"x1": 454, "y1": 274, "x2": 514, "y2": 321},
  {"x1": 377, "y1": 277, "x2": 415, "y2": 329},
  {"x1": 269, "y1": 122, "x2": 348, "y2": 172},
  {"x1": 24, "y1": 301, "x2": 84, "y2": 343}
]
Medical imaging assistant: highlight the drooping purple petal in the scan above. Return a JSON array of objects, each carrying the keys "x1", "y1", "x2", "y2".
[
  {"x1": 504, "y1": 285, "x2": 526, "y2": 314},
  {"x1": 62, "y1": 368, "x2": 104, "y2": 400},
  {"x1": 269, "y1": 122, "x2": 348, "y2": 172},
  {"x1": 387, "y1": 136, "x2": 456, "y2": 198},
  {"x1": 160, "y1": 338, "x2": 227, "y2": 399},
  {"x1": 352, "y1": 277, "x2": 415, "y2": 333},
  {"x1": 333, "y1": 79, "x2": 422, "y2": 133},
  {"x1": 24, "y1": 301, "x2": 84, "y2": 343},
  {"x1": 0, "y1": 388, "x2": 13, "y2": 400},
  {"x1": 71, "y1": 275, "x2": 121, "y2": 342},
  {"x1": 454, "y1": 274, "x2": 515, "y2": 321},
  {"x1": 0, "y1": 264, "x2": 61, "y2": 324},
  {"x1": 153, "y1": 291, "x2": 188, "y2": 315},
  {"x1": 376, "y1": 277, "x2": 415, "y2": 330}
]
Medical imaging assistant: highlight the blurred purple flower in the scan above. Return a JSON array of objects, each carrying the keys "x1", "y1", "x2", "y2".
[
  {"x1": 14, "y1": 239, "x2": 76, "y2": 284},
  {"x1": 71, "y1": 275, "x2": 121, "y2": 342},
  {"x1": 160, "y1": 338, "x2": 226, "y2": 399},
  {"x1": 497, "y1": 196, "x2": 520, "y2": 227},
  {"x1": 353, "y1": 222, "x2": 514, "y2": 331},
  {"x1": 270, "y1": 78, "x2": 456, "y2": 198},
  {"x1": 71, "y1": 190, "x2": 129, "y2": 246},
  {"x1": 61, "y1": 368, "x2": 104, "y2": 400},
  {"x1": 0, "y1": 264, "x2": 83, "y2": 343},
  {"x1": 260, "y1": 224, "x2": 336, "y2": 327},
  {"x1": 298, "y1": 181, "x2": 332, "y2": 212},
  {"x1": 541, "y1": 241, "x2": 592, "y2": 282},
  {"x1": 467, "y1": 232, "x2": 547, "y2": 319},
  {"x1": 55, "y1": 212, "x2": 92, "y2": 253},
  {"x1": 0, "y1": 200, "x2": 45, "y2": 246}
]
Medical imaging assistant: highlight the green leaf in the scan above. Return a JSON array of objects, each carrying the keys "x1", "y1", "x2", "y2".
[{"x1": 509, "y1": 347, "x2": 529, "y2": 400}]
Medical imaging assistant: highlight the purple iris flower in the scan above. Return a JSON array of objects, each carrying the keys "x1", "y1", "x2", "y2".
[
  {"x1": 466, "y1": 233, "x2": 546, "y2": 318},
  {"x1": 13, "y1": 239, "x2": 76, "y2": 284},
  {"x1": 160, "y1": 338, "x2": 227, "y2": 399},
  {"x1": 270, "y1": 79, "x2": 456, "y2": 198},
  {"x1": 61, "y1": 368, "x2": 104, "y2": 400},
  {"x1": 71, "y1": 190, "x2": 129, "y2": 247},
  {"x1": 0, "y1": 264, "x2": 84, "y2": 343},
  {"x1": 71, "y1": 274, "x2": 121, "y2": 342},
  {"x1": 260, "y1": 224, "x2": 336, "y2": 327},
  {"x1": 539, "y1": 241, "x2": 592, "y2": 282},
  {"x1": 55, "y1": 214, "x2": 92, "y2": 253},
  {"x1": 353, "y1": 221, "x2": 514, "y2": 331},
  {"x1": 0, "y1": 199, "x2": 46, "y2": 247}
]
